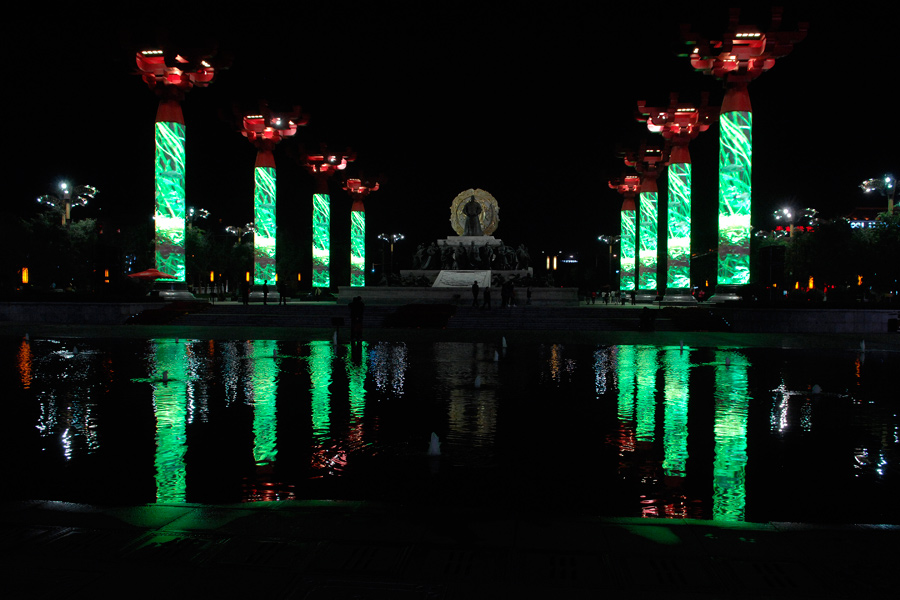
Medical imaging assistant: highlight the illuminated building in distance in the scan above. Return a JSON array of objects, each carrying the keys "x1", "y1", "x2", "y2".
[{"x1": 684, "y1": 8, "x2": 806, "y2": 300}]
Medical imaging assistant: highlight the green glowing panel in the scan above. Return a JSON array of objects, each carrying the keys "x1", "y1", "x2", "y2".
[
  {"x1": 620, "y1": 210, "x2": 636, "y2": 291},
  {"x1": 254, "y1": 167, "x2": 277, "y2": 285},
  {"x1": 250, "y1": 340, "x2": 278, "y2": 466},
  {"x1": 638, "y1": 192, "x2": 658, "y2": 290},
  {"x1": 718, "y1": 111, "x2": 752, "y2": 286},
  {"x1": 151, "y1": 339, "x2": 187, "y2": 502},
  {"x1": 635, "y1": 346, "x2": 657, "y2": 442},
  {"x1": 667, "y1": 164, "x2": 692, "y2": 289},
  {"x1": 713, "y1": 351, "x2": 750, "y2": 522},
  {"x1": 662, "y1": 348, "x2": 690, "y2": 476},
  {"x1": 308, "y1": 341, "x2": 333, "y2": 442},
  {"x1": 312, "y1": 193, "x2": 330, "y2": 287},
  {"x1": 350, "y1": 210, "x2": 365, "y2": 287},
  {"x1": 155, "y1": 122, "x2": 186, "y2": 281}
]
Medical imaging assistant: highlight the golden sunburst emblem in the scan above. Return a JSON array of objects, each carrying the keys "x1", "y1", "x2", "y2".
[{"x1": 449, "y1": 188, "x2": 499, "y2": 236}]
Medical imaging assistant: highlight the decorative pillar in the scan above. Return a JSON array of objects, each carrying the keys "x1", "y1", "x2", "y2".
[
  {"x1": 623, "y1": 146, "x2": 665, "y2": 299},
  {"x1": 609, "y1": 175, "x2": 641, "y2": 292},
  {"x1": 304, "y1": 150, "x2": 356, "y2": 288},
  {"x1": 136, "y1": 49, "x2": 218, "y2": 282},
  {"x1": 240, "y1": 107, "x2": 306, "y2": 285},
  {"x1": 343, "y1": 178, "x2": 380, "y2": 287},
  {"x1": 685, "y1": 8, "x2": 806, "y2": 300},
  {"x1": 637, "y1": 93, "x2": 715, "y2": 299}
]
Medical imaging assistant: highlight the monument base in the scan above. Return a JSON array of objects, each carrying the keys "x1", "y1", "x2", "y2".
[
  {"x1": 432, "y1": 270, "x2": 492, "y2": 288},
  {"x1": 439, "y1": 235, "x2": 502, "y2": 247},
  {"x1": 663, "y1": 288, "x2": 697, "y2": 304},
  {"x1": 635, "y1": 291, "x2": 661, "y2": 304},
  {"x1": 152, "y1": 281, "x2": 197, "y2": 301},
  {"x1": 710, "y1": 284, "x2": 745, "y2": 303}
]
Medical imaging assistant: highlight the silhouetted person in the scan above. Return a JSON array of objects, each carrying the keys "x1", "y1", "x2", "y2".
[
  {"x1": 240, "y1": 281, "x2": 250, "y2": 305},
  {"x1": 472, "y1": 280, "x2": 480, "y2": 307},
  {"x1": 483, "y1": 285, "x2": 491, "y2": 309}
]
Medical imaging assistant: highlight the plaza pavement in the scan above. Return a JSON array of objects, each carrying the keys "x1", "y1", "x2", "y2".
[{"x1": 2, "y1": 302, "x2": 898, "y2": 598}]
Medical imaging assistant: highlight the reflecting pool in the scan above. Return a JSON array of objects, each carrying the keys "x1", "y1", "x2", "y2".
[{"x1": 5, "y1": 336, "x2": 898, "y2": 524}]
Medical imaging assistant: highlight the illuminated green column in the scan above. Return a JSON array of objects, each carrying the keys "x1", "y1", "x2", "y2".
[
  {"x1": 254, "y1": 166, "x2": 277, "y2": 284},
  {"x1": 667, "y1": 163, "x2": 692, "y2": 289},
  {"x1": 718, "y1": 110, "x2": 752, "y2": 286},
  {"x1": 638, "y1": 190, "x2": 658, "y2": 291},
  {"x1": 620, "y1": 209, "x2": 636, "y2": 291},
  {"x1": 712, "y1": 350, "x2": 750, "y2": 521},
  {"x1": 350, "y1": 208, "x2": 365, "y2": 287},
  {"x1": 312, "y1": 193, "x2": 331, "y2": 288},
  {"x1": 155, "y1": 121, "x2": 187, "y2": 281}
]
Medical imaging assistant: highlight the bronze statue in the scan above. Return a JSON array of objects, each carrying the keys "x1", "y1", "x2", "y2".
[{"x1": 462, "y1": 195, "x2": 483, "y2": 236}]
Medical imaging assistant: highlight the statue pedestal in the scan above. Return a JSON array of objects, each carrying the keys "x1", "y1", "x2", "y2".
[
  {"x1": 432, "y1": 270, "x2": 492, "y2": 288},
  {"x1": 439, "y1": 236, "x2": 502, "y2": 247}
]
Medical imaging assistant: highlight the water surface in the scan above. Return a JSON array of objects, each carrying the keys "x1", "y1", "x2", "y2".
[{"x1": 5, "y1": 336, "x2": 897, "y2": 524}]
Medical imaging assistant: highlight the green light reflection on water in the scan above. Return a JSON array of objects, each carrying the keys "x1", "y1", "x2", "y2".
[
  {"x1": 250, "y1": 340, "x2": 278, "y2": 465},
  {"x1": 309, "y1": 340, "x2": 334, "y2": 442},
  {"x1": 712, "y1": 350, "x2": 750, "y2": 521},
  {"x1": 151, "y1": 339, "x2": 188, "y2": 503},
  {"x1": 662, "y1": 348, "x2": 690, "y2": 476}
]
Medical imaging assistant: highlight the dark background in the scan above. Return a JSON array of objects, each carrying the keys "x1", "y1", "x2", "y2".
[{"x1": 7, "y1": 2, "x2": 897, "y2": 279}]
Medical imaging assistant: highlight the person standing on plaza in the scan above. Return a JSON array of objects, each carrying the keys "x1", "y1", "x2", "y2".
[
  {"x1": 483, "y1": 284, "x2": 491, "y2": 309},
  {"x1": 472, "y1": 280, "x2": 480, "y2": 308}
]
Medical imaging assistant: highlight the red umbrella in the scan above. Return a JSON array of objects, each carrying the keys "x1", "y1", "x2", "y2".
[{"x1": 127, "y1": 268, "x2": 178, "y2": 281}]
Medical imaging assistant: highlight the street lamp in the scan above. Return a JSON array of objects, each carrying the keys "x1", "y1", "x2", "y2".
[
  {"x1": 37, "y1": 181, "x2": 98, "y2": 226},
  {"x1": 377, "y1": 233, "x2": 404, "y2": 285},
  {"x1": 860, "y1": 174, "x2": 896, "y2": 214},
  {"x1": 187, "y1": 207, "x2": 210, "y2": 224},
  {"x1": 598, "y1": 235, "x2": 620, "y2": 287},
  {"x1": 225, "y1": 223, "x2": 256, "y2": 244},
  {"x1": 773, "y1": 206, "x2": 817, "y2": 238}
]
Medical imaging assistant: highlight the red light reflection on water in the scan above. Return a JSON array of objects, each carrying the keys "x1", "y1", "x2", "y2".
[{"x1": 17, "y1": 338, "x2": 32, "y2": 389}]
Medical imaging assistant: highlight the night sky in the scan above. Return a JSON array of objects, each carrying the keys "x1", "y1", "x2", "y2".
[{"x1": 10, "y1": 2, "x2": 898, "y2": 270}]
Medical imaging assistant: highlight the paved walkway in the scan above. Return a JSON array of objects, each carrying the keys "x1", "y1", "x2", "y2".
[{"x1": 4, "y1": 499, "x2": 897, "y2": 599}]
